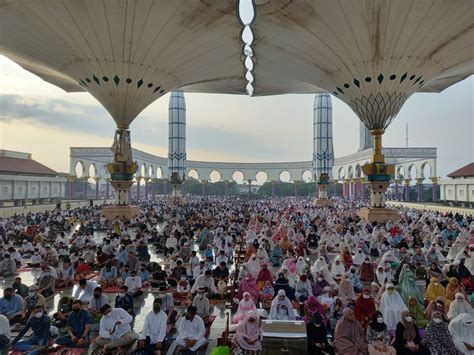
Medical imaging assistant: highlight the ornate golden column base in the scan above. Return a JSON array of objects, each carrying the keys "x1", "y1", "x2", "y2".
[
  {"x1": 101, "y1": 205, "x2": 139, "y2": 221},
  {"x1": 359, "y1": 207, "x2": 399, "y2": 223},
  {"x1": 313, "y1": 198, "x2": 333, "y2": 207}
]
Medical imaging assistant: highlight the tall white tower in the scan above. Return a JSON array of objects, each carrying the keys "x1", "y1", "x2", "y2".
[
  {"x1": 168, "y1": 91, "x2": 186, "y2": 196},
  {"x1": 359, "y1": 121, "x2": 374, "y2": 151},
  {"x1": 313, "y1": 93, "x2": 334, "y2": 180}
]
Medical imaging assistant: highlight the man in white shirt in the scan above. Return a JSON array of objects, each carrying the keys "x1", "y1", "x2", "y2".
[
  {"x1": 165, "y1": 234, "x2": 178, "y2": 257},
  {"x1": 73, "y1": 279, "x2": 99, "y2": 303},
  {"x1": 137, "y1": 298, "x2": 167, "y2": 353},
  {"x1": 94, "y1": 305, "x2": 135, "y2": 352},
  {"x1": 190, "y1": 270, "x2": 217, "y2": 295},
  {"x1": 0, "y1": 313, "x2": 11, "y2": 348},
  {"x1": 124, "y1": 271, "x2": 143, "y2": 298},
  {"x1": 176, "y1": 306, "x2": 207, "y2": 352}
]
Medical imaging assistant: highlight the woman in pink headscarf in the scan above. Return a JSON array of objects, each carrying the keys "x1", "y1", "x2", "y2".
[
  {"x1": 233, "y1": 311, "x2": 262, "y2": 353},
  {"x1": 303, "y1": 295, "x2": 328, "y2": 326},
  {"x1": 232, "y1": 291, "x2": 257, "y2": 324},
  {"x1": 237, "y1": 272, "x2": 259, "y2": 302}
]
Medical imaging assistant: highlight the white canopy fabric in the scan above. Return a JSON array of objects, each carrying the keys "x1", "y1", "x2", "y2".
[
  {"x1": 0, "y1": 0, "x2": 245, "y2": 128},
  {"x1": 253, "y1": 0, "x2": 474, "y2": 129},
  {"x1": 0, "y1": 0, "x2": 473, "y2": 131}
]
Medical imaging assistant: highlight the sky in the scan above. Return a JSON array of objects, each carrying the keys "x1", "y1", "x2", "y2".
[{"x1": 0, "y1": 55, "x2": 472, "y2": 179}]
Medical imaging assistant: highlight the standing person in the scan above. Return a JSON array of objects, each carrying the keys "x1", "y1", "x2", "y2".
[
  {"x1": 333, "y1": 308, "x2": 368, "y2": 355},
  {"x1": 11, "y1": 305, "x2": 50, "y2": 355},
  {"x1": 366, "y1": 311, "x2": 396, "y2": 355},
  {"x1": 94, "y1": 305, "x2": 135, "y2": 352},
  {"x1": 175, "y1": 306, "x2": 207, "y2": 352},
  {"x1": 55, "y1": 300, "x2": 92, "y2": 348},
  {"x1": 136, "y1": 298, "x2": 168, "y2": 353},
  {"x1": 306, "y1": 313, "x2": 334, "y2": 355}
]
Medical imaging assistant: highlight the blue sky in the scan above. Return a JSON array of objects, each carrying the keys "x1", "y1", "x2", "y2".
[{"x1": 0, "y1": 56, "x2": 472, "y2": 178}]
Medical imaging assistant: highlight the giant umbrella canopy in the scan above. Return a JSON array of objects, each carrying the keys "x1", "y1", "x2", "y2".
[
  {"x1": 253, "y1": 0, "x2": 474, "y2": 216},
  {"x1": 0, "y1": 0, "x2": 245, "y2": 207}
]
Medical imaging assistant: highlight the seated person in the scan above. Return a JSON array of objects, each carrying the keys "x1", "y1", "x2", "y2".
[
  {"x1": 306, "y1": 313, "x2": 334, "y2": 355},
  {"x1": 157, "y1": 286, "x2": 177, "y2": 326},
  {"x1": 11, "y1": 305, "x2": 50, "y2": 354},
  {"x1": 0, "y1": 314, "x2": 10, "y2": 350},
  {"x1": 99, "y1": 262, "x2": 118, "y2": 286},
  {"x1": 333, "y1": 308, "x2": 368, "y2": 354},
  {"x1": 56, "y1": 261, "x2": 75, "y2": 288},
  {"x1": 138, "y1": 264, "x2": 150, "y2": 286},
  {"x1": 88, "y1": 287, "x2": 109, "y2": 322},
  {"x1": 28, "y1": 250, "x2": 42, "y2": 267},
  {"x1": 115, "y1": 286, "x2": 136, "y2": 324},
  {"x1": 124, "y1": 270, "x2": 144, "y2": 298},
  {"x1": 232, "y1": 292, "x2": 257, "y2": 325},
  {"x1": 190, "y1": 270, "x2": 218, "y2": 296},
  {"x1": 212, "y1": 262, "x2": 230, "y2": 284},
  {"x1": 192, "y1": 287, "x2": 211, "y2": 324},
  {"x1": 0, "y1": 254, "x2": 17, "y2": 276},
  {"x1": 268, "y1": 290, "x2": 295, "y2": 321},
  {"x1": 94, "y1": 304, "x2": 135, "y2": 352},
  {"x1": 36, "y1": 266, "x2": 56, "y2": 298},
  {"x1": 448, "y1": 313, "x2": 474, "y2": 354},
  {"x1": 169, "y1": 259, "x2": 187, "y2": 287},
  {"x1": 233, "y1": 311, "x2": 262, "y2": 354},
  {"x1": 176, "y1": 306, "x2": 207, "y2": 352},
  {"x1": 21, "y1": 286, "x2": 45, "y2": 320},
  {"x1": 173, "y1": 276, "x2": 191, "y2": 300},
  {"x1": 55, "y1": 300, "x2": 92, "y2": 348},
  {"x1": 366, "y1": 311, "x2": 396, "y2": 355},
  {"x1": 52, "y1": 296, "x2": 75, "y2": 327},
  {"x1": 150, "y1": 265, "x2": 168, "y2": 288},
  {"x1": 11, "y1": 277, "x2": 29, "y2": 298},
  {"x1": 76, "y1": 258, "x2": 90, "y2": 278},
  {"x1": 73, "y1": 279, "x2": 99, "y2": 303},
  {"x1": 0, "y1": 288, "x2": 24, "y2": 324},
  {"x1": 393, "y1": 310, "x2": 429, "y2": 355},
  {"x1": 137, "y1": 298, "x2": 167, "y2": 353}
]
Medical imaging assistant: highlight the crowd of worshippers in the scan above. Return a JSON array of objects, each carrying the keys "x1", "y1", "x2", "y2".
[{"x1": 0, "y1": 197, "x2": 472, "y2": 355}]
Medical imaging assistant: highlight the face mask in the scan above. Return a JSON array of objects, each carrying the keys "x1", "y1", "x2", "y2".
[
  {"x1": 405, "y1": 316, "x2": 413, "y2": 322},
  {"x1": 377, "y1": 317, "x2": 384, "y2": 323},
  {"x1": 317, "y1": 277, "x2": 323, "y2": 282},
  {"x1": 94, "y1": 294, "x2": 100, "y2": 298},
  {"x1": 433, "y1": 318, "x2": 442, "y2": 324},
  {"x1": 387, "y1": 289, "x2": 394, "y2": 294},
  {"x1": 28, "y1": 292, "x2": 36, "y2": 297},
  {"x1": 433, "y1": 282, "x2": 438, "y2": 286},
  {"x1": 363, "y1": 294, "x2": 370, "y2": 299},
  {"x1": 118, "y1": 292, "x2": 125, "y2": 297},
  {"x1": 34, "y1": 312, "x2": 43, "y2": 318},
  {"x1": 43, "y1": 272, "x2": 50, "y2": 277}
]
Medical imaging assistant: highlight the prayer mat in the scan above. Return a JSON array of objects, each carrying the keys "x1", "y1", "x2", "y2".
[
  {"x1": 17, "y1": 266, "x2": 34, "y2": 272},
  {"x1": 49, "y1": 347, "x2": 87, "y2": 355},
  {"x1": 74, "y1": 272, "x2": 99, "y2": 281}
]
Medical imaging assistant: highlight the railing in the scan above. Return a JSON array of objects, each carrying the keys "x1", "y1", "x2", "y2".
[
  {"x1": 0, "y1": 199, "x2": 114, "y2": 218},
  {"x1": 386, "y1": 201, "x2": 473, "y2": 217}
]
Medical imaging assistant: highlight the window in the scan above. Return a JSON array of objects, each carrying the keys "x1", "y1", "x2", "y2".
[
  {"x1": 31, "y1": 186, "x2": 36, "y2": 193},
  {"x1": 53, "y1": 187, "x2": 58, "y2": 193},
  {"x1": 2, "y1": 186, "x2": 8, "y2": 194},
  {"x1": 17, "y1": 186, "x2": 23, "y2": 194},
  {"x1": 42, "y1": 187, "x2": 47, "y2": 193},
  {"x1": 459, "y1": 190, "x2": 464, "y2": 196}
]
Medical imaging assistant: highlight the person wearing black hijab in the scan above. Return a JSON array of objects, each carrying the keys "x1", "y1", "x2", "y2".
[
  {"x1": 306, "y1": 313, "x2": 334, "y2": 354},
  {"x1": 366, "y1": 311, "x2": 396, "y2": 354}
]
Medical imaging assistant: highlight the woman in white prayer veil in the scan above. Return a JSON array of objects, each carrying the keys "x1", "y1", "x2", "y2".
[
  {"x1": 247, "y1": 254, "x2": 261, "y2": 279},
  {"x1": 379, "y1": 283, "x2": 408, "y2": 331},
  {"x1": 428, "y1": 243, "x2": 446, "y2": 262},
  {"x1": 268, "y1": 289, "x2": 295, "y2": 321},
  {"x1": 448, "y1": 313, "x2": 474, "y2": 354},
  {"x1": 448, "y1": 234, "x2": 468, "y2": 261},
  {"x1": 352, "y1": 248, "x2": 366, "y2": 267},
  {"x1": 295, "y1": 257, "x2": 307, "y2": 275},
  {"x1": 331, "y1": 256, "x2": 345, "y2": 279},
  {"x1": 448, "y1": 292, "x2": 474, "y2": 320},
  {"x1": 256, "y1": 246, "x2": 269, "y2": 263},
  {"x1": 311, "y1": 256, "x2": 328, "y2": 275}
]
